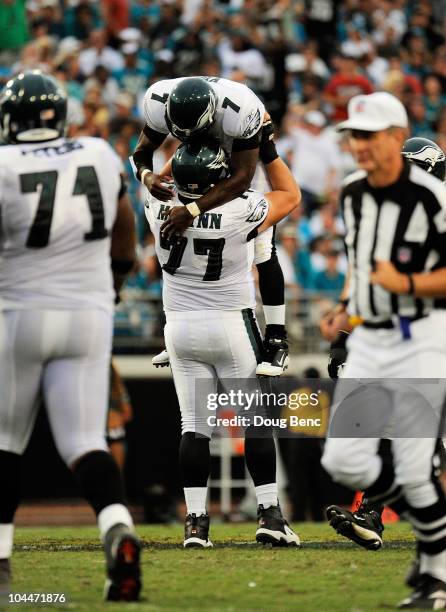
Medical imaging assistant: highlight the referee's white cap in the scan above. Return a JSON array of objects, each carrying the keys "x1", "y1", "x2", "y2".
[{"x1": 336, "y1": 92, "x2": 409, "y2": 132}]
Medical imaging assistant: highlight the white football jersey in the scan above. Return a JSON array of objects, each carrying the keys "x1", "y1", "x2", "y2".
[
  {"x1": 143, "y1": 77, "x2": 265, "y2": 154},
  {"x1": 145, "y1": 190, "x2": 270, "y2": 311},
  {"x1": 0, "y1": 137, "x2": 123, "y2": 313}
]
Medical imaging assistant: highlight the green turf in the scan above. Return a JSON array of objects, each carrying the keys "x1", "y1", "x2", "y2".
[{"x1": 4, "y1": 523, "x2": 416, "y2": 611}]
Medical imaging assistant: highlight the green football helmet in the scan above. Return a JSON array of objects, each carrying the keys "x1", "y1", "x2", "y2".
[
  {"x1": 172, "y1": 138, "x2": 229, "y2": 199},
  {"x1": 165, "y1": 77, "x2": 217, "y2": 141},
  {"x1": 402, "y1": 137, "x2": 446, "y2": 182},
  {"x1": 0, "y1": 70, "x2": 67, "y2": 144}
]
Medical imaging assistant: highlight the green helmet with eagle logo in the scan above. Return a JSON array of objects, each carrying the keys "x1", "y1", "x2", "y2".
[{"x1": 172, "y1": 137, "x2": 229, "y2": 200}]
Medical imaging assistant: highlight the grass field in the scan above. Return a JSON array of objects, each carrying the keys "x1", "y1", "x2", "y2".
[{"x1": 5, "y1": 522, "x2": 417, "y2": 611}]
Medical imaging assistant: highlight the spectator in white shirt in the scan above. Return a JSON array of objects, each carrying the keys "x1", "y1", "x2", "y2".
[
  {"x1": 285, "y1": 41, "x2": 330, "y2": 82},
  {"x1": 363, "y1": 42, "x2": 389, "y2": 87},
  {"x1": 283, "y1": 110, "x2": 342, "y2": 215},
  {"x1": 340, "y1": 25, "x2": 373, "y2": 60},
  {"x1": 78, "y1": 29, "x2": 124, "y2": 77},
  {"x1": 217, "y1": 31, "x2": 269, "y2": 90}
]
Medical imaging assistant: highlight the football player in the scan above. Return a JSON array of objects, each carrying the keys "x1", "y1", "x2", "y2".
[
  {"x1": 132, "y1": 76, "x2": 289, "y2": 377},
  {"x1": 145, "y1": 125, "x2": 301, "y2": 548},
  {"x1": 323, "y1": 136, "x2": 446, "y2": 585},
  {"x1": 0, "y1": 71, "x2": 141, "y2": 601}
]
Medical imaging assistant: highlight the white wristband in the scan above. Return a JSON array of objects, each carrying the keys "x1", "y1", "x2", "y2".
[
  {"x1": 141, "y1": 169, "x2": 152, "y2": 187},
  {"x1": 186, "y1": 202, "x2": 201, "y2": 218}
]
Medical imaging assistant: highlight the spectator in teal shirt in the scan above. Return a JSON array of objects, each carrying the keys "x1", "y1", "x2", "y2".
[
  {"x1": 311, "y1": 250, "x2": 345, "y2": 297},
  {"x1": 112, "y1": 43, "x2": 152, "y2": 99}
]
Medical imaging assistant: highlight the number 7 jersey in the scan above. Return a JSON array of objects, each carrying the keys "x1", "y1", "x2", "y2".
[
  {"x1": 145, "y1": 190, "x2": 269, "y2": 311},
  {"x1": 0, "y1": 137, "x2": 123, "y2": 313},
  {"x1": 143, "y1": 77, "x2": 265, "y2": 153}
]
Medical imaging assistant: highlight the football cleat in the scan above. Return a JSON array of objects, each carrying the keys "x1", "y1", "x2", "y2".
[
  {"x1": 183, "y1": 513, "x2": 213, "y2": 548},
  {"x1": 397, "y1": 574, "x2": 446, "y2": 609},
  {"x1": 0, "y1": 559, "x2": 11, "y2": 600},
  {"x1": 256, "y1": 504, "x2": 300, "y2": 547},
  {"x1": 103, "y1": 524, "x2": 142, "y2": 602},
  {"x1": 152, "y1": 349, "x2": 170, "y2": 368},
  {"x1": 256, "y1": 336, "x2": 289, "y2": 377},
  {"x1": 326, "y1": 503, "x2": 384, "y2": 551}
]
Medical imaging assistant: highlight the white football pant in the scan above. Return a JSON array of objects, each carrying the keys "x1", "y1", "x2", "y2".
[
  {"x1": 0, "y1": 309, "x2": 112, "y2": 466},
  {"x1": 164, "y1": 309, "x2": 262, "y2": 438}
]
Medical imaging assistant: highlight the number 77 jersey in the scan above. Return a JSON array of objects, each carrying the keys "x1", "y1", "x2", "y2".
[
  {"x1": 0, "y1": 136, "x2": 123, "y2": 313},
  {"x1": 145, "y1": 190, "x2": 269, "y2": 311}
]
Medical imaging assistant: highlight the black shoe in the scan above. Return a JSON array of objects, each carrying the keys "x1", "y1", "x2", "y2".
[
  {"x1": 0, "y1": 559, "x2": 11, "y2": 601},
  {"x1": 256, "y1": 334, "x2": 289, "y2": 377},
  {"x1": 326, "y1": 503, "x2": 384, "y2": 551},
  {"x1": 256, "y1": 504, "x2": 300, "y2": 547},
  {"x1": 398, "y1": 574, "x2": 446, "y2": 609},
  {"x1": 183, "y1": 513, "x2": 213, "y2": 548},
  {"x1": 103, "y1": 524, "x2": 141, "y2": 602}
]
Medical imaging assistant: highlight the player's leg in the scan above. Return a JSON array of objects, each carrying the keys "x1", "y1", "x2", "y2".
[
  {"x1": 254, "y1": 227, "x2": 289, "y2": 377},
  {"x1": 325, "y1": 329, "x2": 385, "y2": 547},
  {"x1": 107, "y1": 361, "x2": 133, "y2": 471},
  {"x1": 325, "y1": 437, "x2": 389, "y2": 551},
  {"x1": 164, "y1": 312, "x2": 215, "y2": 548},
  {"x1": 390, "y1": 361, "x2": 446, "y2": 605},
  {"x1": 392, "y1": 436, "x2": 446, "y2": 609},
  {"x1": 322, "y1": 327, "x2": 392, "y2": 549},
  {"x1": 0, "y1": 311, "x2": 46, "y2": 596},
  {"x1": 42, "y1": 310, "x2": 141, "y2": 601},
  {"x1": 215, "y1": 309, "x2": 299, "y2": 546},
  {"x1": 390, "y1": 319, "x2": 446, "y2": 608}
]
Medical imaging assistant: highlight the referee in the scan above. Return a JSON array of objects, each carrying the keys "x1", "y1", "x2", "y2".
[{"x1": 320, "y1": 92, "x2": 446, "y2": 610}]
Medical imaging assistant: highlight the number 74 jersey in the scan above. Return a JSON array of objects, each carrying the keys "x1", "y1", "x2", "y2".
[
  {"x1": 0, "y1": 137, "x2": 123, "y2": 313},
  {"x1": 145, "y1": 190, "x2": 269, "y2": 311}
]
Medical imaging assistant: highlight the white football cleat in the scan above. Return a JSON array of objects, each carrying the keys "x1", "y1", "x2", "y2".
[
  {"x1": 152, "y1": 349, "x2": 170, "y2": 368},
  {"x1": 255, "y1": 504, "x2": 300, "y2": 547},
  {"x1": 256, "y1": 335, "x2": 289, "y2": 377}
]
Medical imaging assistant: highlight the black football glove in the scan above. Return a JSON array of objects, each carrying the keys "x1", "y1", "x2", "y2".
[
  {"x1": 327, "y1": 330, "x2": 349, "y2": 380},
  {"x1": 259, "y1": 119, "x2": 278, "y2": 165}
]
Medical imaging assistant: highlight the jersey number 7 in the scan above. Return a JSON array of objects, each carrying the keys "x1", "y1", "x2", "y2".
[{"x1": 20, "y1": 167, "x2": 108, "y2": 248}]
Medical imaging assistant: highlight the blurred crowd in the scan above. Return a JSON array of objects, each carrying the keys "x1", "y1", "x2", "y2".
[{"x1": 1, "y1": 0, "x2": 446, "y2": 315}]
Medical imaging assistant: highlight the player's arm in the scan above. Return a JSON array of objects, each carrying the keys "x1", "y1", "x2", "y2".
[
  {"x1": 110, "y1": 185, "x2": 137, "y2": 298},
  {"x1": 254, "y1": 157, "x2": 301, "y2": 232},
  {"x1": 197, "y1": 138, "x2": 259, "y2": 213},
  {"x1": 251, "y1": 120, "x2": 301, "y2": 233},
  {"x1": 160, "y1": 136, "x2": 259, "y2": 238},
  {"x1": 131, "y1": 126, "x2": 173, "y2": 201}
]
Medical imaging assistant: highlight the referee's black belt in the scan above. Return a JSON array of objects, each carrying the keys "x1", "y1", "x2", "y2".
[{"x1": 362, "y1": 314, "x2": 427, "y2": 330}]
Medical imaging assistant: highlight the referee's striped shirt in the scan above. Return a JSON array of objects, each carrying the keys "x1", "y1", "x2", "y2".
[{"x1": 341, "y1": 158, "x2": 446, "y2": 322}]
